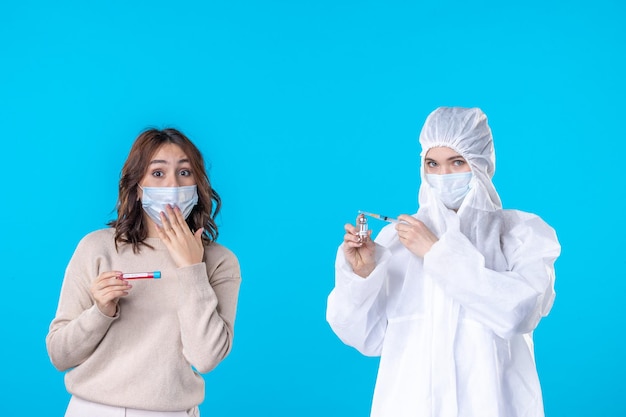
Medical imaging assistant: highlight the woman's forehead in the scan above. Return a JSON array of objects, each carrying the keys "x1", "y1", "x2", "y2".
[
  {"x1": 425, "y1": 146, "x2": 464, "y2": 160},
  {"x1": 150, "y1": 143, "x2": 189, "y2": 161}
]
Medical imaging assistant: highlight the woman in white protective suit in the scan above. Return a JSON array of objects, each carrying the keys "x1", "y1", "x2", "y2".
[{"x1": 326, "y1": 106, "x2": 560, "y2": 417}]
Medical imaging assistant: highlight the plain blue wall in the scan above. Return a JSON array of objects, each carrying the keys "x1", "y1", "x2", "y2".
[{"x1": 2, "y1": 1, "x2": 624, "y2": 415}]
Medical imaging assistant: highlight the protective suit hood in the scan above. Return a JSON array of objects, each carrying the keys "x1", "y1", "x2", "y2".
[{"x1": 418, "y1": 107, "x2": 502, "y2": 220}]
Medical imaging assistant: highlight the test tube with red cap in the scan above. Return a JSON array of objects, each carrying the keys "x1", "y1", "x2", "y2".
[{"x1": 121, "y1": 271, "x2": 161, "y2": 280}]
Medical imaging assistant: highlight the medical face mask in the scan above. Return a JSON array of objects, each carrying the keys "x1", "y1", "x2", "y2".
[
  {"x1": 139, "y1": 185, "x2": 198, "y2": 226},
  {"x1": 426, "y1": 172, "x2": 473, "y2": 210}
]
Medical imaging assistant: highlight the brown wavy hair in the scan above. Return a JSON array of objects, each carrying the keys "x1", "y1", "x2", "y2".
[{"x1": 108, "y1": 128, "x2": 221, "y2": 253}]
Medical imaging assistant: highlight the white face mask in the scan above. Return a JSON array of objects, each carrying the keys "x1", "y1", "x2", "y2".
[
  {"x1": 426, "y1": 172, "x2": 472, "y2": 210},
  {"x1": 139, "y1": 185, "x2": 198, "y2": 226}
]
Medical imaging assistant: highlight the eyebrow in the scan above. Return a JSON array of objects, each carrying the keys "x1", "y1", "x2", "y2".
[
  {"x1": 149, "y1": 158, "x2": 190, "y2": 165},
  {"x1": 425, "y1": 155, "x2": 465, "y2": 162}
]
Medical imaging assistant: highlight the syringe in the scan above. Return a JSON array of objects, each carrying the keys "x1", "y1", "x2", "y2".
[{"x1": 358, "y1": 210, "x2": 399, "y2": 223}]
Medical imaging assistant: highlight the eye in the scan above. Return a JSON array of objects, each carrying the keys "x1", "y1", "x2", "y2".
[
  {"x1": 426, "y1": 160, "x2": 438, "y2": 168},
  {"x1": 179, "y1": 169, "x2": 192, "y2": 177},
  {"x1": 452, "y1": 159, "x2": 466, "y2": 167},
  {"x1": 151, "y1": 170, "x2": 164, "y2": 177}
]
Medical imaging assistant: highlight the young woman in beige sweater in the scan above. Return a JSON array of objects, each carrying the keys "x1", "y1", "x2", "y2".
[{"x1": 47, "y1": 128, "x2": 241, "y2": 417}]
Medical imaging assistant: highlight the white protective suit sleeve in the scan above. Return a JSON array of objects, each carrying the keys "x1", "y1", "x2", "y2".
[
  {"x1": 326, "y1": 242, "x2": 392, "y2": 357},
  {"x1": 423, "y1": 210, "x2": 560, "y2": 339}
]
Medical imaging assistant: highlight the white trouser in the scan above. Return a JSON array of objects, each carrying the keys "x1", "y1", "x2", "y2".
[{"x1": 64, "y1": 396, "x2": 199, "y2": 417}]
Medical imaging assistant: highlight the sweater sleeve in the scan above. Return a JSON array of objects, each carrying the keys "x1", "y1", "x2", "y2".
[
  {"x1": 176, "y1": 244, "x2": 241, "y2": 374},
  {"x1": 423, "y1": 211, "x2": 560, "y2": 339},
  {"x1": 46, "y1": 235, "x2": 117, "y2": 371},
  {"x1": 326, "y1": 242, "x2": 392, "y2": 357}
]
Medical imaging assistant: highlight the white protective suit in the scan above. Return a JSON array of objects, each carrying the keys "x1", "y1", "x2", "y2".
[{"x1": 327, "y1": 107, "x2": 560, "y2": 417}]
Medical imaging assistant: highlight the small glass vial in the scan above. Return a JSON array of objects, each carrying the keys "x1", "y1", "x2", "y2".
[{"x1": 357, "y1": 213, "x2": 369, "y2": 242}]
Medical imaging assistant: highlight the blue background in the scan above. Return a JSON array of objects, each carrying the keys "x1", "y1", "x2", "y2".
[{"x1": 2, "y1": 1, "x2": 624, "y2": 415}]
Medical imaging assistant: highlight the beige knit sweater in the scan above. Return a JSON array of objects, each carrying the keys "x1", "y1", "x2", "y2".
[{"x1": 46, "y1": 228, "x2": 241, "y2": 411}]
